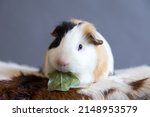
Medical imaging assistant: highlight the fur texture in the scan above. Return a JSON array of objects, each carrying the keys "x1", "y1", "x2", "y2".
[
  {"x1": 0, "y1": 65, "x2": 150, "y2": 100},
  {"x1": 42, "y1": 19, "x2": 114, "y2": 86},
  {"x1": 0, "y1": 61, "x2": 39, "y2": 80}
]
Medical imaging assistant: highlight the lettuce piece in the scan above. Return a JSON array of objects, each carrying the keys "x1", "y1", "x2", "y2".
[{"x1": 48, "y1": 71, "x2": 80, "y2": 91}]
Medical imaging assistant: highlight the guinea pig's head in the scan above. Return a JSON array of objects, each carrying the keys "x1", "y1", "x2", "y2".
[{"x1": 42, "y1": 19, "x2": 114, "y2": 85}]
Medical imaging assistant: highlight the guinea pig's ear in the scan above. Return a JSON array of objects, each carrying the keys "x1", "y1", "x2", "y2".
[
  {"x1": 51, "y1": 27, "x2": 58, "y2": 38},
  {"x1": 83, "y1": 23, "x2": 103, "y2": 45},
  {"x1": 87, "y1": 32, "x2": 103, "y2": 45}
]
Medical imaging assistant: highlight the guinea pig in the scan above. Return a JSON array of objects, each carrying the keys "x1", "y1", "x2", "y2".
[{"x1": 42, "y1": 19, "x2": 114, "y2": 86}]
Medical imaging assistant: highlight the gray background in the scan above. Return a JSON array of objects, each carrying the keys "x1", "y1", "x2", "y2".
[{"x1": 0, "y1": 0, "x2": 150, "y2": 69}]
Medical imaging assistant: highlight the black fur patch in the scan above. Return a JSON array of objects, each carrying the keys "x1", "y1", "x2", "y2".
[
  {"x1": 48, "y1": 21, "x2": 77, "y2": 49},
  {"x1": 48, "y1": 37, "x2": 62, "y2": 49}
]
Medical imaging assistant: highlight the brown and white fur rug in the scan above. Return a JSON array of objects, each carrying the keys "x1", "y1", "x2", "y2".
[{"x1": 0, "y1": 62, "x2": 150, "y2": 100}]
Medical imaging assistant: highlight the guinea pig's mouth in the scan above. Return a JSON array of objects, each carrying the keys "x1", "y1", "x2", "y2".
[
  {"x1": 56, "y1": 67, "x2": 70, "y2": 73},
  {"x1": 55, "y1": 65, "x2": 78, "y2": 75}
]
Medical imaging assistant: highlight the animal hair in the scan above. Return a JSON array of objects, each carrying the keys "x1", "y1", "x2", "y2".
[{"x1": 0, "y1": 19, "x2": 150, "y2": 100}]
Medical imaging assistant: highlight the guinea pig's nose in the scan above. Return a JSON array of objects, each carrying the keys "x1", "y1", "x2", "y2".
[{"x1": 56, "y1": 59, "x2": 69, "y2": 67}]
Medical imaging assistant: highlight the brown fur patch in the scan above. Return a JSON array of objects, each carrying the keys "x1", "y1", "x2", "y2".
[
  {"x1": 70, "y1": 19, "x2": 83, "y2": 25},
  {"x1": 126, "y1": 93, "x2": 134, "y2": 100},
  {"x1": 82, "y1": 23, "x2": 103, "y2": 45},
  {"x1": 127, "y1": 92, "x2": 150, "y2": 100},
  {"x1": 93, "y1": 45, "x2": 108, "y2": 82},
  {"x1": 129, "y1": 78, "x2": 148, "y2": 90},
  {"x1": 42, "y1": 51, "x2": 49, "y2": 76},
  {"x1": 103, "y1": 88, "x2": 116, "y2": 99},
  {"x1": 0, "y1": 74, "x2": 92, "y2": 100}
]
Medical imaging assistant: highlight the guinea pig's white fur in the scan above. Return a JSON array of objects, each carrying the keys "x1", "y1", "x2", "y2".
[{"x1": 42, "y1": 19, "x2": 114, "y2": 86}]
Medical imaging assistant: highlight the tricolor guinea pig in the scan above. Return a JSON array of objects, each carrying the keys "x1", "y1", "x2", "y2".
[{"x1": 42, "y1": 19, "x2": 114, "y2": 86}]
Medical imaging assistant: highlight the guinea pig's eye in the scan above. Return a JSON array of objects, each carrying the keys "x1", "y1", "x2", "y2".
[{"x1": 78, "y1": 44, "x2": 83, "y2": 51}]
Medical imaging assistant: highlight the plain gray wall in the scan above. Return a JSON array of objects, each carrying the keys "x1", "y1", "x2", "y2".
[{"x1": 0, "y1": 0, "x2": 150, "y2": 69}]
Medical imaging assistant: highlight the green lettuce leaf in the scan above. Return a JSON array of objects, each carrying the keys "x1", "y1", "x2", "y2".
[{"x1": 48, "y1": 71, "x2": 80, "y2": 91}]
